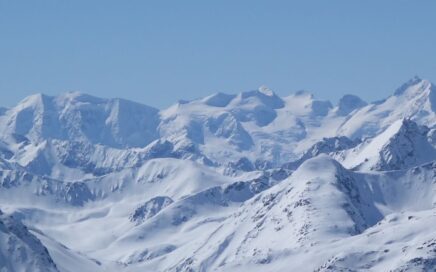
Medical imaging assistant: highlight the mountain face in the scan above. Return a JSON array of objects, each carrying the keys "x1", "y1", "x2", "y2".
[
  {"x1": 0, "y1": 210, "x2": 58, "y2": 272},
  {"x1": 0, "y1": 77, "x2": 436, "y2": 271},
  {"x1": 337, "y1": 76, "x2": 436, "y2": 139},
  {"x1": 335, "y1": 94, "x2": 368, "y2": 116},
  {"x1": 0, "y1": 92, "x2": 160, "y2": 148},
  {"x1": 282, "y1": 135, "x2": 360, "y2": 170},
  {"x1": 337, "y1": 119, "x2": 436, "y2": 171}
]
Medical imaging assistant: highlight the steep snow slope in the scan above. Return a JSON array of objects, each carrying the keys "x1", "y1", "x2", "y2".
[
  {"x1": 32, "y1": 229, "x2": 106, "y2": 272},
  {"x1": 129, "y1": 156, "x2": 435, "y2": 272},
  {"x1": 283, "y1": 135, "x2": 359, "y2": 170},
  {"x1": 337, "y1": 119, "x2": 436, "y2": 171},
  {"x1": 95, "y1": 170, "x2": 285, "y2": 265},
  {"x1": 170, "y1": 156, "x2": 384, "y2": 270},
  {"x1": 0, "y1": 157, "x2": 270, "y2": 258},
  {"x1": 338, "y1": 76, "x2": 436, "y2": 139},
  {"x1": 286, "y1": 118, "x2": 436, "y2": 173},
  {"x1": 0, "y1": 210, "x2": 58, "y2": 272}
]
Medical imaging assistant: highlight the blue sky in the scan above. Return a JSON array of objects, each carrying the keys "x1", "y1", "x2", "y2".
[{"x1": 1, "y1": 1, "x2": 435, "y2": 108}]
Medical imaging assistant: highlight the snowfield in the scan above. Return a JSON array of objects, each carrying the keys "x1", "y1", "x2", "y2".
[{"x1": 0, "y1": 77, "x2": 436, "y2": 271}]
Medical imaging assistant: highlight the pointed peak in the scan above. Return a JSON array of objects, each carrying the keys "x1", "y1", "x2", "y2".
[
  {"x1": 17, "y1": 93, "x2": 50, "y2": 109},
  {"x1": 383, "y1": 118, "x2": 410, "y2": 135},
  {"x1": 349, "y1": 118, "x2": 434, "y2": 171},
  {"x1": 21, "y1": 92, "x2": 46, "y2": 101},
  {"x1": 369, "y1": 118, "x2": 426, "y2": 149},
  {"x1": 393, "y1": 76, "x2": 429, "y2": 96},
  {"x1": 397, "y1": 118, "x2": 427, "y2": 134}
]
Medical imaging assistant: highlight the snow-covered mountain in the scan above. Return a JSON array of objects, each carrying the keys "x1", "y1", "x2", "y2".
[
  {"x1": 0, "y1": 210, "x2": 58, "y2": 272},
  {"x1": 337, "y1": 119, "x2": 436, "y2": 171},
  {"x1": 151, "y1": 155, "x2": 436, "y2": 271},
  {"x1": 337, "y1": 76, "x2": 436, "y2": 138},
  {"x1": 0, "y1": 77, "x2": 436, "y2": 271}
]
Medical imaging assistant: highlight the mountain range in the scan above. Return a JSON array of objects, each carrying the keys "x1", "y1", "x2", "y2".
[{"x1": 0, "y1": 76, "x2": 435, "y2": 271}]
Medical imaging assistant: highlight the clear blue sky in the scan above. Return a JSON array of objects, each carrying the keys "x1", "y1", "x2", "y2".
[{"x1": 1, "y1": 1, "x2": 435, "y2": 108}]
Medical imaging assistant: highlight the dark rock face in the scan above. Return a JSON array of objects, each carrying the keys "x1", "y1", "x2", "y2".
[
  {"x1": 129, "y1": 196, "x2": 174, "y2": 225},
  {"x1": 0, "y1": 210, "x2": 59, "y2": 272},
  {"x1": 337, "y1": 94, "x2": 367, "y2": 116}
]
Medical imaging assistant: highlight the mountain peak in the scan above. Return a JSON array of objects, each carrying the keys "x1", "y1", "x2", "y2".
[
  {"x1": 238, "y1": 88, "x2": 284, "y2": 109},
  {"x1": 202, "y1": 92, "x2": 236, "y2": 107},
  {"x1": 18, "y1": 93, "x2": 47, "y2": 107},
  {"x1": 294, "y1": 154, "x2": 344, "y2": 181},
  {"x1": 62, "y1": 91, "x2": 83, "y2": 98},
  {"x1": 340, "y1": 118, "x2": 435, "y2": 171},
  {"x1": 393, "y1": 76, "x2": 431, "y2": 96},
  {"x1": 336, "y1": 94, "x2": 367, "y2": 115},
  {"x1": 56, "y1": 91, "x2": 107, "y2": 105},
  {"x1": 293, "y1": 90, "x2": 314, "y2": 99},
  {"x1": 258, "y1": 85, "x2": 275, "y2": 96}
]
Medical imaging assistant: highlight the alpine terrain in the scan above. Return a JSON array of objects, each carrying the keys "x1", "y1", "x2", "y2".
[{"x1": 1, "y1": 76, "x2": 436, "y2": 271}]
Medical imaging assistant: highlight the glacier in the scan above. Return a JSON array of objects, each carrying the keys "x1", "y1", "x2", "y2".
[{"x1": 0, "y1": 77, "x2": 435, "y2": 271}]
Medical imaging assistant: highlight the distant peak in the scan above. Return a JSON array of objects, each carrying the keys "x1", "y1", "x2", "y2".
[
  {"x1": 62, "y1": 91, "x2": 96, "y2": 100},
  {"x1": 336, "y1": 94, "x2": 367, "y2": 116},
  {"x1": 202, "y1": 92, "x2": 236, "y2": 107},
  {"x1": 258, "y1": 85, "x2": 275, "y2": 96},
  {"x1": 57, "y1": 91, "x2": 106, "y2": 104},
  {"x1": 64, "y1": 91, "x2": 83, "y2": 97},
  {"x1": 397, "y1": 118, "x2": 426, "y2": 134},
  {"x1": 17, "y1": 93, "x2": 49, "y2": 108},
  {"x1": 22, "y1": 92, "x2": 46, "y2": 101},
  {"x1": 238, "y1": 88, "x2": 285, "y2": 109},
  {"x1": 374, "y1": 118, "x2": 426, "y2": 146},
  {"x1": 411, "y1": 75, "x2": 422, "y2": 81},
  {"x1": 294, "y1": 90, "x2": 314, "y2": 99},
  {"x1": 393, "y1": 76, "x2": 428, "y2": 96}
]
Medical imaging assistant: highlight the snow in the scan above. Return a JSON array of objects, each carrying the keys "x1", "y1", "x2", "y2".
[
  {"x1": 0, "y1": 77, "x2": 436, "y2": 271},
  {"x1": 0, "y1": 210, "x2": 58, "y2": 272},
  {"x1": 337, "y1": 77, "x2": 436, "y2": 138},
  {"x1": 341, "y1": 119, "x2": 406, "y2": 170},
  {"x1": 338, "y1": 119, "x2": 436, "y2": 171}
]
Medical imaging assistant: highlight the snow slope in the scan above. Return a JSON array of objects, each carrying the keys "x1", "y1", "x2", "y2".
[
  {"x1": 133, "y1": 156, "x2": 435, "y2": 271},
  {"x1": 337, "y1": 76, "x2": 436, "y2": 139},
  {"x1": 337, "y1": 119, "x2": 436, "y2": 171},
  {"x1": 0, "y1": 77, "x2": 435, "y2": 271},
  {"x1": 0, "y1": 92, "x2": 160, "y2": 148},
  {"x1": 0, "y1": 210, "x2": 58, "y2": 272}
]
